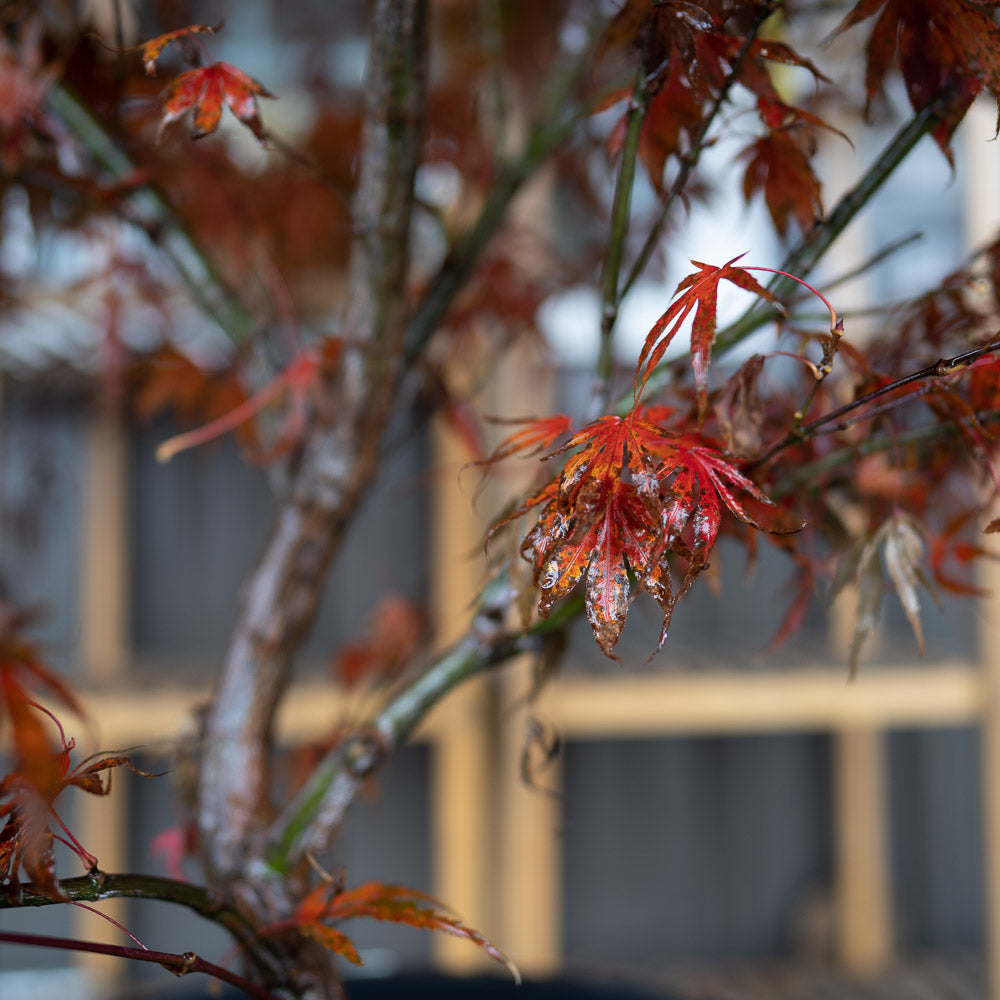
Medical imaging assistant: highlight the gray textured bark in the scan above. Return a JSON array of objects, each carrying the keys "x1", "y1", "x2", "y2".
[{"x1": 194, "y1": 1, "x2": 427, "y2": 995}]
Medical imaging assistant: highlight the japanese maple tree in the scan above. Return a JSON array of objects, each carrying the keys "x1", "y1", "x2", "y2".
[{"x1": 2, "y1": 1, "x2": 1000, "y2": 998}]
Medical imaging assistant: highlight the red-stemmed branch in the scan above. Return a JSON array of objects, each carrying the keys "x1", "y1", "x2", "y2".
[
  {"x1": 0, "y1": 929, "x2": 283, "y2": 1000},
  {"x1": 750, "y1": 335, "x2": 1000, "y2": 469}
]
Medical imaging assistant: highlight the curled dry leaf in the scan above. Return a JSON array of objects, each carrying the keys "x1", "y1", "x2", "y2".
[
  {"x1": 715, "y1": 353, "x2": 766, "y2": 458},
  {"x1": 140, "y1": 23, "x2": 220, "y2": 75},
  {"x1": 831, "y1": 512, "x2": 937, "y2": 676}
]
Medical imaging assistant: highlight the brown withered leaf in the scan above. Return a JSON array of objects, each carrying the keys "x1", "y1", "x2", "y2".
[{"x1": 715, "y1": 354, "x2": 766, "y2": 458}]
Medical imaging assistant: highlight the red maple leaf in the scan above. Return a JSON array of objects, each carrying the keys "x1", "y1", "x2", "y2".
[
  {"x1": 741, "y1": 130, "x2": 823, "y2": 238},
  {"x1": 601, "y1": 11, "x2": 832, "y2": 192},
  {"x1": 831, "y1": 0, "x2": 1000, "y2": 158},
  {"x1": 636, "y1": 255, "x2": 782, "y2": 415},
  {"x1": 157, "y1": 62, "x2": 274, "y2": 143},
  {"x1": 657, "y1": 432, "x2": 774, "y2": 563}
]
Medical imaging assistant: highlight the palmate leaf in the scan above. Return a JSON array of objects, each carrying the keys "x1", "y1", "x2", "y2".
[
  {"x1": 292, "y1": 880, "x2": 519, "y2": 980},
  {"x1": 636, "y1": 254, "x2": 781, "y2": 417},
  {"x1": 582, "y1": 482, "x2": 674, "y2": 657},
  {"x1": 157, "y1": 62, "x2": 274, "y2": 144},
  {"x1": 741, "y1": 131, "x2": 823, "y2": 238}
]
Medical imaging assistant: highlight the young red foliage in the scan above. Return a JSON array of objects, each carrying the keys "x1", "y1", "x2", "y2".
[
  {"x1": 635, "y1": 254, "x2": 782, "y2": 415},
  {"x1": 284, "y1": 879, "x2": 518, "y2": 979},
  {"x1": 157, "y1": 62, "x2": 273, "y2": 144},
  {"x1": 832, "y1": 0, "x2": 1000, "y2": 158}
]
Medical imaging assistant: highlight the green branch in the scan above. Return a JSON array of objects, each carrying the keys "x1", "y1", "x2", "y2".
[
  {"x1": 594, "y1": 55, "x2": 650, "y2": 415},
  {"x1": 267, "y1": 579, "x2": 582, "y2": 873},
  {"x1": 7, "y1": 872, "x2": 261, "y2": 949}
]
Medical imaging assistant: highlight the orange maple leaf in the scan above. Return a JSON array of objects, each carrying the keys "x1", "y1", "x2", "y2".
[
  {"x1": 157, "y1": 62, "x2": 274, "y2": 143},
  {"x1": 269, "y1": 879, "x2": 518, "y2": 979},
  {"x1": 140, "y1": 23, "x2": 219, "y2": 75}
]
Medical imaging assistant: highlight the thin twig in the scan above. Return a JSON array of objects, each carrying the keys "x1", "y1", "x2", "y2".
[
  {"x1": 752, "y1": 335, "x2": 1000, "y2": 468},
  {"x1": 0, "y1": 930, "x2": 282, "y2": 1000}
]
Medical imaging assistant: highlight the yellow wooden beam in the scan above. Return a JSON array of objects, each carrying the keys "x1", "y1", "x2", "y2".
[
  {"x1": 496, "y1": 658, "x2": 563, "y2": 977},
  {"x1": 79, "y1": 409, "x2": 129, "y2": 681},
  {"x1": 428, "y1": 414, "x2": 495, "y2": 973},
  {"x1": 833, "y1": 726, "x2": 894, "y2": 974},
  {"x1": 538, "y1": 664, "x2": 981, "y2": 736}
]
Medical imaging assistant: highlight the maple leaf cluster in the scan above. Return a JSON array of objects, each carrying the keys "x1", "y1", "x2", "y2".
[
  {"x1": 488, "y1": 258, "x2": 803, "y2": 658},
  {"x1": 512, "y1": 408, "x2": 780, "y2": 658},
  {"x1": 599, "y1": 0, "x2": 840, "y2": 236},
  {"x1": 833, "y1": 0, "x2": 1000, "y2": 160}
]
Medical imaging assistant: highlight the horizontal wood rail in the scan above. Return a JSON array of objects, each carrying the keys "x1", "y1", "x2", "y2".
[{"x1": 536, "y1": 662, "x2": 983, "y2": 736}]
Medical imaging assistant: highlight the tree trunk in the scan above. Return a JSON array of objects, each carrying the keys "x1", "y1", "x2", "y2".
[{"x1": 194, "y1": 2, "x2": 428, "y2": 995}]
